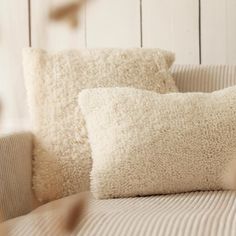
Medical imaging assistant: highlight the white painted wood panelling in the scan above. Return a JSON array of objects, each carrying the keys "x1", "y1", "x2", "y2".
[
  {"x1": 0, "y1": 0, "x2": 29, "y2": 133},
  {"x1": 31, "y1": 0, "x2": 86, "y2": 49},
  {"x1": 142, "y1": 0, "x2": 200, "y2": 64},
  {"x1": 201, "y1": 0, "x2": 236, "y2": 64},
  {"x1": 86, "y1": 0, "x2": 141, "y2": 47},
  {"x1": 3, "y1": 0, "x2": 236, "y2": 133}
]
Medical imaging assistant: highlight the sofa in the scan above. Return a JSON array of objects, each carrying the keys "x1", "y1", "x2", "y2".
[{"x1": 1, "y1": 65, "x2": 236, "y2": 236}]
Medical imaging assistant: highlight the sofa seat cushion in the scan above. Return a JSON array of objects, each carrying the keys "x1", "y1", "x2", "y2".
[{"x1": 1, "y1": 191, "x2": 236, "y2": 236}]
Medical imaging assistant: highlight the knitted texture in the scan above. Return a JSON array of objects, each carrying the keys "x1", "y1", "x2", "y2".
[
  {"x1": 79, "y1": 87, "x2": 236, "y2": 199},
  {"x1": 22, "y1": 48, "x2": 177, "y2": 202}
]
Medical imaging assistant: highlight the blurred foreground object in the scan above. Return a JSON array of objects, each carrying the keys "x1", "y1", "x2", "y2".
[
  {"x1": 31, "y1": 192, "x2": 89, "y2": 234},
  {"x1": 49, "y1": 0, "x2": 86, "y2": 28},
  {"x1": 64, "y1": 192, "x2": 88, "y2": 233}
]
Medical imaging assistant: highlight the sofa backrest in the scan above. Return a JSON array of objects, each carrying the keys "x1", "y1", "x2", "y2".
[{"x1": 171, "y1": 65, "x2": 236, "y2": 92}]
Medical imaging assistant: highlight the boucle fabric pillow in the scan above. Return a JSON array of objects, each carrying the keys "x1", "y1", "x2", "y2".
[
  {"x1": 23, "y1": 48, "x2": 177, "y2": 202},
  {"x1": 79, "y1": 86, "x2": 236, "y2": 199}
]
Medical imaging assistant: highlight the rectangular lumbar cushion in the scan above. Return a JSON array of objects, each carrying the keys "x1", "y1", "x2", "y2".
[
  {"x1": 23, "y1": 48, "x2": 177, "y2": 202},
  {"x1": 79, "y1": 86, "x2": 236, "y2": 199}
]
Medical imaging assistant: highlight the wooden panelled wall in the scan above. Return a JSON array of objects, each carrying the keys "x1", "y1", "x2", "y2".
[
  {"x1": 31, "y1": 0, "x2": 199, "y2": 64},
  {"x1": 30, "y1": 0, "x2": 236, "y2": 64},
  {"x1": 0, "y1": 0, "x2": 29, "y2": 132},
  {"x1": 1, "y1": 0, "x2": 236, "y2": 131}
]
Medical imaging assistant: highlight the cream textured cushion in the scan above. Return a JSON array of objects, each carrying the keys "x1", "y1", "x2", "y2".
[
  {"x1": 23, "y1": 48, "x2": 177, "y2": 202},
  {"x1": 79, "y1": 86, "x2": 236, "y2": 199}
]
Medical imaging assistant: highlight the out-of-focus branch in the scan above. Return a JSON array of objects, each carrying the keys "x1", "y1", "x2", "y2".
[
  {"x1": 63, "y1": 193, "x2": 89, "y2": 233},
  {"x1": 49, "y1": 0, "x2": 86, "y2": 28}
]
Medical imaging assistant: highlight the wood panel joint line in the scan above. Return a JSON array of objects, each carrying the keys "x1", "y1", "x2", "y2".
[
  {"x1": 84, "y1": 1, "x2": 87, "y2": 48},
  {"x1": 198, "y1": 0, "x2": 202, "y2": 64},
  {"x1": 28, "y1": 0, "x2": 32, "y2": 47},
  {"x1": 140, "y1": 0, "x2": 143, "y2": 47}
]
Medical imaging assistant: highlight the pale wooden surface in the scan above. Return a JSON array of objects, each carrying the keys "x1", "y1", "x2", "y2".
[
  {"x1": 142, "y1": 0, "x2": 199, "y2": 64},
  {"x1": 0, "y1": 0, "x2": 29, "y2": 133},
  {"x1": 86, "y1": 0, "x2": 141, "y2": 47},
  {"x1": 30, "y1": 0, "x2": 236, "y2": 63},
  {"x1": 201, "y1": 0, "x2": 236, "y2": 64},
  {"x1": 2, "y1": 0, "x2": 236, "y2": 132},
  {"x1": 31, "y1": 0, "x2": 141, "y2": 48}
]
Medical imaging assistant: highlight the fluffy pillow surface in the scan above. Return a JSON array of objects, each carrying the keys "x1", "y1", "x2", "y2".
[
  {"x1": 23, "y1": 48, "x2": 177, "y2": 201},
  {"x1": 79, "y1": 86, "x2": 236, "y2": 199}
]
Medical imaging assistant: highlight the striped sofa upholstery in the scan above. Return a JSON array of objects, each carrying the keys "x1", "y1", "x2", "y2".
[
  {"x1": 2, "y1": 191, "x2": 236, "y2": 236},
  {"x1": 1, "y1": 65, "x2": 236, "y2": 235},
  {"x1": 0, "y1": 133, "x2": 34, "y2": 222},
  {"x1": 172, "y1": 65, "x2": 236, "y2": 92}
]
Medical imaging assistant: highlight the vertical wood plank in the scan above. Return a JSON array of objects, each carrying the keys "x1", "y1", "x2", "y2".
[
  {"x1": 31, "y1": 0, "x2": 86, "y2": 50},
  {"x1": 201, "y1": 0, "x2": 236, "y2": 64},
  {"x1": 0, "y1": 0, "x2": 29, "y2": 133},
  {"x1": 86, "y1": 0, "x2": 141, "y2": 47},
  {"x1": 142, "y1": 0, "x2": 199, "y2": 64}
]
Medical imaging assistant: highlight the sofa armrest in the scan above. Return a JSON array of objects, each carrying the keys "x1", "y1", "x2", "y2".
[{"x1": 0, "y1": 132, "x2": 35, "y2": 222}]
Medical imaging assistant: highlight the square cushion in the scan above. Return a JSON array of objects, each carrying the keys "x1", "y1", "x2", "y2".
[{"x1": 23, "y1": 48, "x2": 177, "y2": 202}]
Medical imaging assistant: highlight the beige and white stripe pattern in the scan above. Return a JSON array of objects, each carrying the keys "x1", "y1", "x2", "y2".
[
  {"x1": 171, "y1": 65, "x2": 236, "y2": 92},
  {"x1": 1, "y1": 191, "x2": 236, "y2": 236},
  {"x1": 1, "y1": 65, "x2": 236, "y2": 232},
  {"x1": 0, "y1": 133, "x2": 35, "y2": 222}
]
